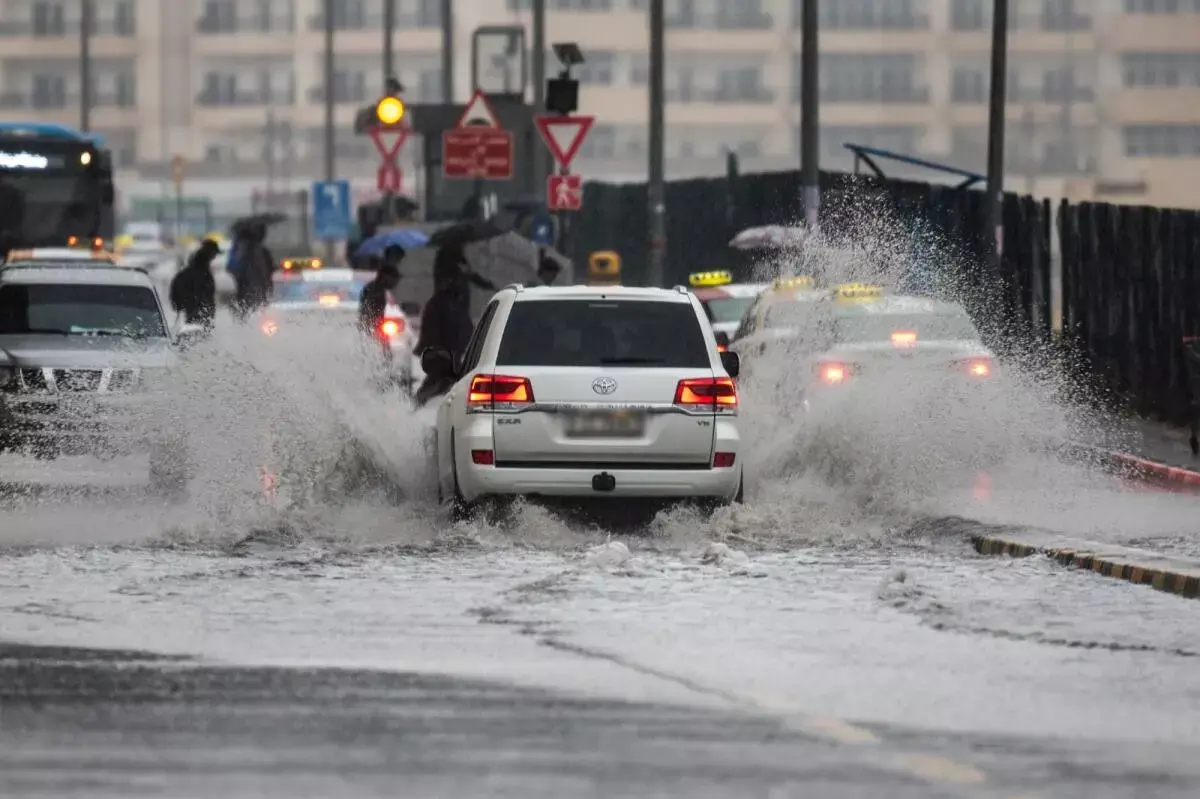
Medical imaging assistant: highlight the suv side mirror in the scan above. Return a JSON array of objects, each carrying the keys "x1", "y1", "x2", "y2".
[
  {"x1": 421, "y1": 347, "x2": 457, "y2": 380},
  {"x1": 719, "y1": 350, "x2": 740, "y2": 379}
]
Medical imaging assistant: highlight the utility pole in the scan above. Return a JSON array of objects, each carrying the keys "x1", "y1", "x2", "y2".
[
  {"x1": 383, "y1": 0, "x2": 395, "y2": 82},
  {"x1": 322, "y1": 0, "x2": 336, "y2": 261},
  {"x1": 984, "y1": 0, "x2": 1009, "y2": 276},
  {"x1": 531, "y1": 0, "x2": 548, "y2": 194},
  {"x1": 799, "y1": 0, "x2": 819, "y2": 232},
  {"x1": 647, "y1": 0, "x2": 666, "y2": 288},
  {"x1": 79, "y1": 0, "x2": 92, "y2": 131},
  {"x1": 441, "y1": 0, "x2": 454, "y2": 102}
]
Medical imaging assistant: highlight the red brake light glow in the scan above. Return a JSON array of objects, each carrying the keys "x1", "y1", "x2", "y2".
[
  {"x1": 963, "y1": 357, "x2": 992, "y2": 378},
  {"x1": 261, "y1": 319, "x2": 278, "y2": 336},
  {"x1": 471, "y1": 449, "x2": 495, "y2": 465},
  {"x1": 816, "y1": 361, "x2": 850, "y2": 384},
  {"x1": 717, "y1": 343, "x2": 728, "y2": 352},
  {"x1": 379, "y1": 318, "x2": 403, "y2": 338},
  {"x1": 673, "y1": 377, "x2": 738, "y2": 409},
  {"x1": 891, "y1": 330, "x2": 917, "y2": 347},
  {"x1": 467, "y1": 374, "x2": 535, "y2": 411}
]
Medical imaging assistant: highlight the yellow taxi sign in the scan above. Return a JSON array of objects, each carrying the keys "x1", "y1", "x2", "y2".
[
  {"x1": 833, "y1": 283, "x2": 883, "y2": 302},
  {"x1": 282, "y1": 257, "x2": 323, "y2": 270},
  {"x1": 375, "y1": 96, "x2": 405, "y2": 126},
  {"x1": 688, "y1": 270, "x2": 732, "y2": 288},
  {"x1": 588, "y1": 250, "x2": 621, "y2": 286},
  {"x1": 772, "y1": 274, "x2": 814, "y2": 291}
]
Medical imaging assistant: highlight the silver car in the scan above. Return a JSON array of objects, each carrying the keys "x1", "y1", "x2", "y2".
[{"x1": 0, "y1": 261, "x2": 193, "y2": 493}]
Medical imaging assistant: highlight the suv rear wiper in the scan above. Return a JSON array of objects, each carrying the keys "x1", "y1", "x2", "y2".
[{"x1": 598, "y1": 357, "x2": 667, "y2": 364}]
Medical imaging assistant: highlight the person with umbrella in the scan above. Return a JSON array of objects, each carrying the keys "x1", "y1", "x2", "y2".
[
  {"x1": 358, "y1": 245, "x2": 404, "y2": 336},
  {"x1": 413, "y1": 248, "x2": 479, "y2": 406},
  {"x1": 169, "y1": 237, "x2": 219, "y2": 331},
  {"x1": 231, "y1": 222, "x2": 276, "y2": 319}
]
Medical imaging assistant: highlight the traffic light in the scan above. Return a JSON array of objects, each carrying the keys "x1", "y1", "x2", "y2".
[{"x1": 374, "y1": 95, "x2": 405, "y2": 126}]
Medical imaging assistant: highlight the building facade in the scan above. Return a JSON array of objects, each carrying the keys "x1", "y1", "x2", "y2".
[{"x1": 0, "y1": 0, "x2": 1197, "y2": 212}]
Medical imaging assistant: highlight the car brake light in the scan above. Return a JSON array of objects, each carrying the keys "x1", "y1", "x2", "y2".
[
  {"x1": 467, "y1": 374, "x2": 535, "y2": 411},
  {"x1": 379, "y1": 318, "x2": 404, "y2": 338},
  {"x1": 713, "y1": 452, "x2": 736, "y2": 467},
  {"x1": 962, "y1": 357, "x2": 992, "y2": 378},
  {"x1": 471, "y1": 449, "x2": 494, "y2": 465},
  {"x1": 716, "y1": 343, "x2": 728, "y2": 352},
  {"x1": 261, "y1": 319, "x2": 278, "y2": 336},
  {"x1": 674, "y1": 377, "x2": 738, "y2": 409},
  {"x1": 816, "y1": 361, "x2": 851, "y2": 384},
  {"x1": 891, "y1": 330, "x2": 917, "y2": 347}
]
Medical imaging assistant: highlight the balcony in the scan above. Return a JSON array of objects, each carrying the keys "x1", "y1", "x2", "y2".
[
  {"x1": 0, "y1": 16, "x2": 135, "y2": 37},
  {"x1": 305, "y1": 12, "x2": 439, "y2": 31},
  {"x1": 196, "y1": 89, "x2": 295, "y2": 108},
  {"x1": 0, "y1": 90, "x2": 135, "y2": 110},
  {"x1": 306, "y1": 85, "x2": 371, "y2": 106},
  {"x1": 195, "y1": 13, "x2": 295, "y2": 34}
]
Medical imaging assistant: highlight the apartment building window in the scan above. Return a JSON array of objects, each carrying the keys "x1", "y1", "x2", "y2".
[
  {"x1": 1122, "y1": 52, "x2": 1200, "y2": 87},
  {"x1": 952, "y1": 66, "x2": 987, "y2": 102},
  {"x1": 200, "y1": 68, "x2": 294, "y2": 106},
  {"x1": 332, "y1": 0, "x2": 367, "y2": 29},
  {"x1": 95, "y1": 70, "x2": 136, "y2": 107},
  {"x1": 100, "y1": 0, "x2": 136, "y2": 35},
  {"x1": 820, "y1": 126, "x2": 920, "y2": 160},
  {"x1": 795, "y1": 0, "x2": 925, "y2": 29},
  {"x1": 576, "y1": 52, "x2": 616, "y2": 85},
  {"x1": 1124, "y1": 0, "x2": 1200, "y2": 12},
  {"x1": 99, "y1": 130, "x2": 136, "y2": 167},
  {"x1": 415, "y1": 0, "x2": 441, "y2": 25},
  {"x1": 1042, "y1": 65, "x2": 1091, "y2": 101},
  {"x1": 715, "y1": 67, "x2": 771, "y2": 103},
  {"x1": 1124, "y1": 125, "x2": 1200, "y2": 156},
  {"x1": 199, "y1": 0, "x2": 294, "y2": 33},
  {"x1": 31, "y1": 73, "x2": 67, "y2": 108},
  {"x1": 331, "y1": 70, "x2": 367, "y2": 103},
  {"x1": 32, "y1": 1, "x2": 66, "y2": 35},
  {"x1": 951, "y1": 0, "x2": 985, "y2": 29},
  {"x1": 819, "y1": 53, "x2": 927, "y2": 103},
  {"x1": 577, "y1": 124, "x2": 615, "y2": 159},
  {"x1": 1042, "y1": 0, "x2": 1090, "y2": 30},
  {"x1": 507, "y1": 0, "x2": 612, "y2": 9}
]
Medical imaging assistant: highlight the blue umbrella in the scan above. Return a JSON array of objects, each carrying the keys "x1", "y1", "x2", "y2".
[{"x1": 354, "y1": 228, "x2": 430, "y2": 258}]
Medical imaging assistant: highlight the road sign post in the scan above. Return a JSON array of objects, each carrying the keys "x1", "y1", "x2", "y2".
[
  {"x1": 535, "y1": 115, "x2": 594, "y2": 212},
  {"x1": 442, "y1": 89, "x2": 514, "y2": 180},
  {"x1": 312, "y1": 179, "x2": 352, "y2": 240}
]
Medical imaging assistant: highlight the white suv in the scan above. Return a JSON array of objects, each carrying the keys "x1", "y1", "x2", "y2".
[{"x1": 422, "y1": 284, "x2": 744, "y2": 512}]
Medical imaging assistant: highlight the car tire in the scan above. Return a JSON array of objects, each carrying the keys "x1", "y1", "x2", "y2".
[{"x1": 447, "y1": 430, "x2": 474, "y2": 522}]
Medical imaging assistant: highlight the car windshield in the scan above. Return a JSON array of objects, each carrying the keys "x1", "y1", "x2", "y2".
[
  {"x1": 702, "y1": 296, "x2": 757, "y2": 324},
  {"x1": 833, "y1": 311, "x2": 979, "y2": 343},
  {"x1": 0, "y1": 283, "x2": 166, "y2": 338},
  {"x1": 497, "y1": 299, "x2": 709, "y2": 368},
  {"x1": 272, "y1": 280, "x2": 366, "y2": 305}
]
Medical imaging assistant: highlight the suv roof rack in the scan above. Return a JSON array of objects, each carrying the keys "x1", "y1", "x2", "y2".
[
  {"x1": 503, "y1": 282, "x2": 525, "y2": 292},
  {"x1": 672, "y1": 285, "x2": 689, "y2": 294}
]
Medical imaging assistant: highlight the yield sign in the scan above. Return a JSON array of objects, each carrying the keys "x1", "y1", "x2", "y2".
[
  {"x1": 535, "y1": 115, "x2": 594, "y2": 171},
  {"x1": 369, "y1": 126, "x2": 409, "y2": 159}
]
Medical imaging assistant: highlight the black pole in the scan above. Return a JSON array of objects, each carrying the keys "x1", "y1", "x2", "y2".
[
  {"x1": 383, "y1": 0, "x2": 395, "y2": 83},
  {"x1": 984, "y1": 0, "x2": 1009, "y2": 275},
  {"x1": 647, "y1": 0, "x2": 665, "y2": 287},
  {"x1": 531, "y1": 0, "x2": 547, "y2": 195},
  {"x1": 441, "y1": 0, "x2": 454, "y2": 102},
  {"x1": 79, "y1": 0, "x2": 92, "y2": 131},
  {"x1": 799, "y1": 0, "x2": 819, "y2": 232}
]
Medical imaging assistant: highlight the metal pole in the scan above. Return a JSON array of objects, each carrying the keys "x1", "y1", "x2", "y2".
[
  {"x1": 799, "y1": 0, "x2": 819, "y2": 232},
  {"x1": 265, "y1": 109, "x2": 277, "y2": 200},
  {"x1": 441, "y1": 0, "x2": 454, "y2": 102},
  {"x1": 79, "y1": 0, "x2": 92, "y2": 131},
  {"x1": 322, "y1": 0, "x2": 336, "y2": 261},
  {"x1": 647, "y1": 0, "x2": 666, "y2": 288},
  {"x1": 383, "y1": 0, "x2": 395, "y2": 82},
  {"x1": 531, "y1": 0, "x2": 547, "y2": 193},
  {"x1": 984, "y1": 0, "x2": 1009, "y2": 274}
]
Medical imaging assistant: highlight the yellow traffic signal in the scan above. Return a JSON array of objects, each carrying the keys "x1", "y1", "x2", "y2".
[{"x1": 375, "y1": 96, "x2": 405, "y2": 126}]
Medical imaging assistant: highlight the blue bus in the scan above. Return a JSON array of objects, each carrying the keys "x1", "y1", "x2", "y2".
[{"x1": 0, "y1": 122, "x2": 115, "y2": 247}]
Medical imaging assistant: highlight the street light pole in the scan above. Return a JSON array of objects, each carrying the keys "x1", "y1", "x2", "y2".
[
  {"x1": 531, "y1": 0, "x2": 547, "y2": 194},
  {"x1": 799, "y1": 0, "x2": 819, "y2": 232},
  {"x1": 984, "y1": 0, "x2": 1009, "y2": 275},
  {"x1": 383, "y1": 0, "x2": 395, "y2": 82},
  {"x1": 322, "y1": 0, "x2": 336, "y2": 261},
  {"x1": 79, "y1": 0, "x2": 92, "y2": 131},
  {"x1": 647, "y1": 0, "x2": 666, "y2": 288},
  {"x1": 440, "y1": 0, "x2": 454, "y2": 102}
]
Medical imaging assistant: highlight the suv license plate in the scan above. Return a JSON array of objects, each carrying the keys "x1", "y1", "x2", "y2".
[{"x1": 563, "y1": 410, "x2": 645, "y2": 438}]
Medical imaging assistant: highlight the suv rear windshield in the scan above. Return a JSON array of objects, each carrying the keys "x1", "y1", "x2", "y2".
[
  {"x1": 833, "y1": 311, "x2": 978, "y2": 343},
  {"x1": 0, "y1": 283, "x2": 166, "y2": 338},
  {"x1": 496, "y1": 299, "x2": 709, "y2": 368}
]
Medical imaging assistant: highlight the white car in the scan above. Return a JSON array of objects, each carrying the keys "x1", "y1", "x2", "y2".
[{"x1": 421, "y1": 283, "x2": 744, "y2": 515}]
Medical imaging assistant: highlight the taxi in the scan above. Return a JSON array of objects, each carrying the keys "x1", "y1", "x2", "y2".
[
  {"x1": 687, "y1": 270, "x2": 771, "y2": 351},
  {"x1": 727, "y1": 273, "x2": 825, "y2": 360},
  {"x1": 4, "y1": 238, "x2": 118, "y2": 265},
  {"x1": 280, "y1": 255, "x2": 325, "y2": 272}
]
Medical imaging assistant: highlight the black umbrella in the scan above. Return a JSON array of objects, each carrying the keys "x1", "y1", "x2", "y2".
[
  {"x1": 427, "y1": 217, "x2": 513, "y2": 249},
  {"x1": 230, "y1": 212, "x2": 286, "y2": 236}
]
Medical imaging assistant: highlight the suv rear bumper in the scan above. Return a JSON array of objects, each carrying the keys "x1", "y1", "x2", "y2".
[{"x1": 464, "y1": 462, "x2": 742, "y2": 501}]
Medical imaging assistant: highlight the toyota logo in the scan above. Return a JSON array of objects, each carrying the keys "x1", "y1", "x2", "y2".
[{"x1": 591, "y1": 376, "x2": 617, "y2": 395}]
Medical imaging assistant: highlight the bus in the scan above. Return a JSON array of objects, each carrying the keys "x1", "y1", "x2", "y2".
[{"x1": 0, "y1": 122, "x2": 115, "y2": 247}]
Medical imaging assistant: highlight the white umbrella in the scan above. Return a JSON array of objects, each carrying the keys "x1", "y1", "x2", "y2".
[{"x1": 728, "y1": 225, "x2": 810, "y2": 251}]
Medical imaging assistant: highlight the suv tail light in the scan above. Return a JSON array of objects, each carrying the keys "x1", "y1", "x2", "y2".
[
  {"x1": 379, "y1": 317, "x2": 404, "y2": 338},
  {"x1": 956, "y1": 357, "x2": 992, "y2": 378},
  {"x1": 815, "y1": 361, "x2": 852, "y2": 384},
  {"x1": 674, "y1": 377, "x2": 738, "y2": 411},
  {"x1": 467, "y1": 374, "x2": 535, "y2": 412}
]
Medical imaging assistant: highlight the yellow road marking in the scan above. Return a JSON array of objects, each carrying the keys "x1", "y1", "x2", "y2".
[
  {"x1": 891, "y1": 753, "x2": 988, "y2": 785},
  {"x1": 801, "y1": 716, "x2": 880, "y2": 744}
]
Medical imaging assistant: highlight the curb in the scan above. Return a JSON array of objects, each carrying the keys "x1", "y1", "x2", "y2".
[
  {"x1": 973, "y1": 533, "x2": 1200, "y2": 600},
  {"x1": 1053, "y1": 440, "x2": 1200, "y2": 492}
]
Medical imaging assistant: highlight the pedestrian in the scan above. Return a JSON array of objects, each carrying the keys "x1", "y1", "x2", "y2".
[
  {"x1": 358, "y1": 259, "x2": 402, "y2": 336},
  {"x1": 535, "y1": 248, "x2": 562, "y2": 286},
  {"x1": 169, "y1": 237, "x2": 219, "y2": 329},
  {"x1": 231, "y1": 223, "x2": 276, "y2": 320},
  {"x1": 413, "y1": 260, "x2": 476, "y2": 406}
]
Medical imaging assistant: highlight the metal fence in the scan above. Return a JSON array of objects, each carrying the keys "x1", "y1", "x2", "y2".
[{"x1": 575, "y1": 168, "x2": 1200, "y2": 425}]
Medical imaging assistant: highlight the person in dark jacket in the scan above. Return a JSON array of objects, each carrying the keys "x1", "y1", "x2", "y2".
[
  {"x1": 232, "y1": 223, "x2": 276, "y2": 319},
  {"x1": 413, "y1": 267, "x2": 476, "y2": 407},
  {"x1": 358, "y1": 260, "x2": 402, "y2": 335},
  {"x1": 536, "y1": 248, "x2": 562, "y2": 286},
  {"x1": 169, "y1": 238, "x2": 219, "y2": 329}
]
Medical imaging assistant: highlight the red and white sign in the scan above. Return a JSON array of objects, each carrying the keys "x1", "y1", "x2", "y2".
[
  {"x1": 442, "y1": 88, "x2": 513, "y2": 180},
  {"x1": 369, "y1": 125, "x2": 409, "y2": 194},
  {"x1": 547, "y1": 174, "x2": 583, "y2": 212},
  {"x1": 535, "y1": 115, "x2": 594, "y2": 171}
]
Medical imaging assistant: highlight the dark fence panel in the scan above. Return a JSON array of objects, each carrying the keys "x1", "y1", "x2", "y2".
[{"x1": 1059, "y1": 202, "x2": 1200, "y2": 424}]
